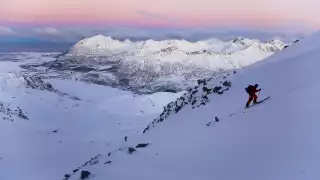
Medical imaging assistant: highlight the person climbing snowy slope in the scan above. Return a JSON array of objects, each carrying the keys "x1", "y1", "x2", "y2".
[{"x1": 245, "y1": 84, "x2": 261, "y2": 107}]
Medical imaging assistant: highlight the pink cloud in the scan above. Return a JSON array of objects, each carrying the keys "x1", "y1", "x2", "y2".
[
  {"x1": 0, "y1": 0, "x2": 319, "y2": 29},
  {"x1": 35, "y1": 27, "x2": 60, "y2": 36}
]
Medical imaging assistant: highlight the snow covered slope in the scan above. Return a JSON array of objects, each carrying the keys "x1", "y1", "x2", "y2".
[
  {"x1": 0, "y1": 53, "x2": 183, "y2": 180},
  {"x1": 22, "y1": 35, "x2": 287, "y2": 93},
  {"x1": 58, "y1": 31, "x2": 320, "y2": 180}
]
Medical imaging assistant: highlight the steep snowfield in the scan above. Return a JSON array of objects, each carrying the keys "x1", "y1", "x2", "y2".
[
  {"x1": 0, "y1": 53, "x2": 183, "y2": 180},
  {"x1": 59, "y1": 32, "x2": 320, "y2": 180}
]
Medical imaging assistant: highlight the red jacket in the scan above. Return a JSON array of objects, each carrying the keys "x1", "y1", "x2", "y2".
[{"x1": 248, "y1": 86, "x2": 260, "y2": 95}]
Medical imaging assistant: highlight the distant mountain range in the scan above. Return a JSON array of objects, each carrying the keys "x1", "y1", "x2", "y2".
[{"x1": 21, "y1": 35, "x2": 288, "y2": 94}]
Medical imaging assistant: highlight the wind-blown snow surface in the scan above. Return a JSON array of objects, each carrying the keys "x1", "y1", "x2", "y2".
[
  {"x1": 0, "y1": 53, "x2": 183, "y2": 180},
  {"x1": 59, "y1": 32, "x2": 320, "y2": 180},
  {"x1": 23, "y1": 35, "x2": 287, "y2": 94}
]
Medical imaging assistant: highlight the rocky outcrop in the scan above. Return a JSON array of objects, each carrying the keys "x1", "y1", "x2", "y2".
[
  {"x1": 22, "y1": 75, "x2": 81, "y2": 101},
  {"x1": 0, "y1": 101, "x2": 29, "y2": 121},
  {"x1": 143, "y1": 75, "x2": 233, "y2": 133}
]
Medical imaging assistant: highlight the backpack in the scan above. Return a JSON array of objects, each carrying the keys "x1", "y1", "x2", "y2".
[{"x1": 245, "y1": 85, "x2": 253, "y2": 94}]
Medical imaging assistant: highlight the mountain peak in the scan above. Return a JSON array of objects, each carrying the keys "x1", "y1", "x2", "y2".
[{"x1": 69, "y1": 35, "x2": 127, "y2": 54}]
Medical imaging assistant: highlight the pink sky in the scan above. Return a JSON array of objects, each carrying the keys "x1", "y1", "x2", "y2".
[{"x1": 0, "y1": 0, "x2": 319, "y2": 28}]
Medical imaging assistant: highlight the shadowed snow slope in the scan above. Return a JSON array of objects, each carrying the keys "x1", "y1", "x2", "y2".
[{"x1": 65, "y1": 31, "x2": 320, "y2": 180}]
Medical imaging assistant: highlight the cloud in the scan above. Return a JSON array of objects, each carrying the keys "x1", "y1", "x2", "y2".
[
  {"x1": 0, "y1": 25, "x2": 309, "y2": 46},
  {"x1": 0, "y1": 26, "x2": 14, "y2": 35},
  {"x1": 94, "y1": 27, "x2": 305, "y2": 42},
  {"x1": 136, "y1": 10, "x2": 181, "y2": 23},
  {"x1": 35, "y1": 27, "x2": 60, "y2": 36}
]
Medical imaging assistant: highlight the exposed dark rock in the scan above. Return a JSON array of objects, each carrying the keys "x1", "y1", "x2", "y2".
[
  {"x1": 206, "y1": 122, "x2": 211, "y2": 127},
  {"x1": 104, "y1": 161, "x2": 112, "y2": 164},
  {"x1": 142, "y1": 78, "x2": 233, "y2": 133},
  {"x1": 90, "y1": 159, "x2": 99, "y2": 165},
  {"x1": 203, "y1": 86, "x2": 211, "y2": 93},
  {"x1": 175, "y1": 106, "x2": 182, "y2": 113},
  {"x1": 80, "y1": 171, "x2": 91, "y2": 180},
  {"x1": 215, "y1": 117, "x2": 220, "y2": 122},
  {"x1": 22, "y1": 75, "x2": 81, "y2": 101},
  {"x1": 203, "y1": 79, "x2": 207, "y2": 85},
  {"x1": 16, "y1": 107, "x2": 29, "y2": 120},
  {"x1": 163, "y1": 89, "x2": 178, "y2": 93},
  {"x1": 222, "y1": 81, "x2": 232, "y2": 87},
  {"x1": 143, "y1": 126, "x2": 149, "y2": 133},
  {"x1": 0, "y1": 102, "x2": 29, "y2": 121},
  {"x1": 192, "y1": 90, "x2": 198, "y2": 94},
  {"x1": 128, "y1": 147, "x2": 136, "y2": 154},
  {"x1": 136, "y1": 143, "x2": 150, "y2": 148},
  {"x1": 64, "y1": 174, "x2": 71, "y2": 179},
  {"x1": 212, "y1": 86, "x2": 222, "y2": 93}
]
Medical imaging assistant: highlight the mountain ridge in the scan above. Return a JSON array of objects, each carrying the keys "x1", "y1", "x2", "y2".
[
  {"x1": 21, "y1": 35, "x2": 288, "y2": 94},
  {"x1": 68, "y1": 34, "x2": 286, "y2": 55}
]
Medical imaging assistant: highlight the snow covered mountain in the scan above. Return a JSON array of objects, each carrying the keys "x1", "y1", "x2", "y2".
[
  {"x1": 37, "y1": 31, "x2": 320, "y2": 180},
  {"x1": 69, "y1": 35, "x2": 285, "y2": 55},
  {"x1": 21, "y1": 35, "x2": 287, "y2": 94},
  {"x1": 0, "y1": 33, "x2": 302, "y2": 180}
]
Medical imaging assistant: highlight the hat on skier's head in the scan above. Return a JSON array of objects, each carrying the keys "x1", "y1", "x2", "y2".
[{"x1": 254, "y1": 84, "x2": 259, "y2": 88}]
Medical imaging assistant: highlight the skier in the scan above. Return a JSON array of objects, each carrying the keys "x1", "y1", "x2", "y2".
[{"x1": 245, "y1": 84, "x2": 261, "y2": 107}]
